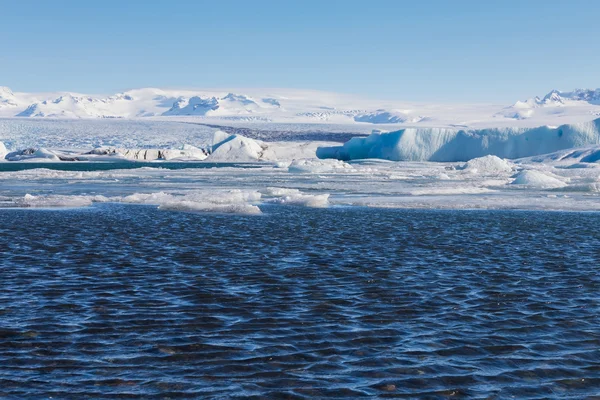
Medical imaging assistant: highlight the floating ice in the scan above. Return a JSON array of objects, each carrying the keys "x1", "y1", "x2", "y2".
[
  {"x1": 5, "y1": 148, "x2": 61, "y2": 162},
  {"x1": 12, "y1": 194, "x2": 110, "y2": 208},
  {"x1": 317, "y1": 119, "x2": 600, "y2": 162},
  {"x1": 85, "y1": 145, "x2": 207, "y2": 161},
  {"x1": 206, "y1": 131, "x2": 265, "y2": 162},
  {"x1": 123, "y1": 190, "x2": 263, "y2": 215},
  {"x1": 459, "y1": 155, "x2": 515, "y2": 174},
  {"x1": 511, "y1": 170, "x2": 567, "y2": 189},
  {"x1": 264, "y1": 188, "x2": 330, "y2": 208},
  {"x1": 288, "y1": 158, "x2": 353, "y2": 173}
]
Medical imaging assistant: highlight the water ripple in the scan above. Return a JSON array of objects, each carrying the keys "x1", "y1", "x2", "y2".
[{"x1": 0, "y1": 205, "x2": 599, "y2": 398}]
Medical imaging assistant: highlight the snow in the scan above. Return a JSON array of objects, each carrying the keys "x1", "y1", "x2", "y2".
[
  {"x1": 162, "y1": 96, "x2": 219, "y2": 116},
  {"x1": 353, "y1": 110, "x2": 430, "y2": 124}
]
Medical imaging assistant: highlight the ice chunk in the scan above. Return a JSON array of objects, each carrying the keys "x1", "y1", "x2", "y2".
[
  {"x1": 207, "y1": 133, "x2": 265, "y2": 162},
  {"x1": 0, "y1": 141, "x2": 6, "y2": 158},
  {"x1": 123, "y1": 190, "x2": 263, "y2": 214},
  {"x1": 12, "y1": 194, "x2": 109, "y2": 208},
  {"x1": 459, "y1": 155, "x2": 515, "y2": 174},
  {"x1": 263, "y1": 187, "x2": 330, "y2": 208},
  {"x1": 288, "y1": 158, "x2": 353, "y2": 173},
  {"x1": 5, "y1": 148, "x2": 61, "y2": 162},
  {"x1": 511, "y1": 170, "x2": 567, "y2": 188}
]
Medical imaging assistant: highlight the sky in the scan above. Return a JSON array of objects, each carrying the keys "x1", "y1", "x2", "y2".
[{"x1": 1, "y1": 0, "x2": 599, "y2": 103}]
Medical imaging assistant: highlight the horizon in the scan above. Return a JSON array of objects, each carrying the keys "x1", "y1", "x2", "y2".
[{"x1": 2, "y1": 0, "x2": 599, "y2": 103}]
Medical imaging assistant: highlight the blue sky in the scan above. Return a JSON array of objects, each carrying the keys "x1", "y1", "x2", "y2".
[{"x1": 1, "y1": 0, "x2": 598, "y2": 102}]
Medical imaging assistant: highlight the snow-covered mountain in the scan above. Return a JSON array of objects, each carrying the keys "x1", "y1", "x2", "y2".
[
  {"x1": 0, "y1": 87, "x2": 19, "y2": 109},
  {"x1": 2, "y1": 86, "x2": 600, "y2": 128},
  {"x1": 514, "y1": 89, "x2": 600, "y2": 108},
  {"x1": 498, "y1": 88, "x2": 600, "y2": 121}
]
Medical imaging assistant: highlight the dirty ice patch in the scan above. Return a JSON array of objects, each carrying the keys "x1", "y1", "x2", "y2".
[{"x1": 5, "y1": 148, "x2": 61, "y2": 162}]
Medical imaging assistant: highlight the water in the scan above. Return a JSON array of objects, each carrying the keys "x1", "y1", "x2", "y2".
[
  {"x1": 0, "y1": 204, "x2": 599, "y2": 398},
  {"x1": 0, "y1": 162, "x2": 265, "y2": 172}
]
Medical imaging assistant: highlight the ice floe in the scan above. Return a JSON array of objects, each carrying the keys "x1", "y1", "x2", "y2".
[
  {"x1": 264, "y1": 188, "x2": 330, "y2": 208},
  {"x1": 123, "y1": 190, "x2": 263, "y2": 215},
  {"x1": 288, "y1": 159, "x2": 353, "y2": 173}
]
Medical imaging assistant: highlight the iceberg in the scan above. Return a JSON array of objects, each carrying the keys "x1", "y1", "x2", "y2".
[
  {"x1": 5, "y1": 148, "x2": 62, "y2": 162},
  {"x1": 206, "y1": 131, "x2": 265, "y2": 162},
  {"x1": 317, "y1": 119, "x2": 600, "y2": 162}
]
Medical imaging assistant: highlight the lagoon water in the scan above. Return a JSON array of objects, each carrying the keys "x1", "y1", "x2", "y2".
[{"x1": 0, "y1": 204, "x2": 599, "y2": 398}]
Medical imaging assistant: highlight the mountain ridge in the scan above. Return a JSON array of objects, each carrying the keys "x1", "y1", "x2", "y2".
[{"x1": 2, "y1": 86, "x2": 600, "y2": 128}]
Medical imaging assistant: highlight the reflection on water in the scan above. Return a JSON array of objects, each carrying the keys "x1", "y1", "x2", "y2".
[{"x1": 0, "y1": 205, "x2": 599, "y2": 398}]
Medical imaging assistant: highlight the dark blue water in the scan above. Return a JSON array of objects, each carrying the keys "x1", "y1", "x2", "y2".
[
  {"x1": 0, "y1": 162, "x2": 265, "y2": 172},
  {"x1": 0, "y1": 204, "x2": 599, "y2": 399}
]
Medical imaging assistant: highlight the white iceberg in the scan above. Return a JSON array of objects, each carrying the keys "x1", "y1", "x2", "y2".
[{"x1": 206, "y1": 131, "x2": 265, "y2": 162}]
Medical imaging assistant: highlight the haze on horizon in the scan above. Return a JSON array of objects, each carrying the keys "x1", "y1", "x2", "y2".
[{"x1": 1, "y1": 0, "x2": 599, "y2": 103}]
